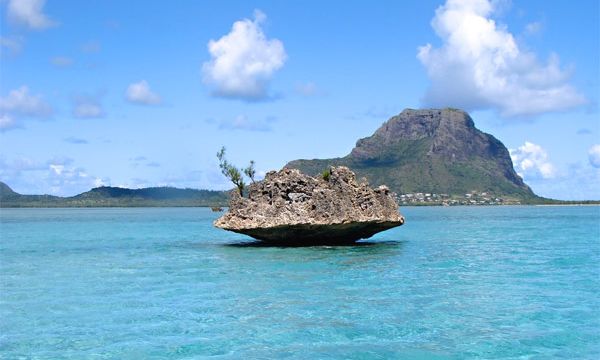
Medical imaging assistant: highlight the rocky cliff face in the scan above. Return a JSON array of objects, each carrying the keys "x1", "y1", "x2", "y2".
[
  {"x1": 214, "y1": 166, "x2": 404, "y2": 245},
  {"x1": 287, "y1": 108, "x2": 535, "y2": 198}
]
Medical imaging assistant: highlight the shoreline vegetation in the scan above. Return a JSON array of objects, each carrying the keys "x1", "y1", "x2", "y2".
[
  {"x1": 0, "y1": 182, "x2": 228, "y2": 208},
  {"x1": 1, "y1": 181, "x2": 598, "y2": 208}
]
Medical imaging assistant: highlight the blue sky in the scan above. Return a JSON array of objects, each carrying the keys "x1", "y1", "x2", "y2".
[{"x1": 1, "y1": 0, "x2": 599, "y2": 200}]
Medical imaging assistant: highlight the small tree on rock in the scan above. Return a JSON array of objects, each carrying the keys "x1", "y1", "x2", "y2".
[
  {"x1": 244, "y1": 160, "x2": 256, "y2": 183},
  {"x1": 217, "y1": 147, "x2": 257, "y2": 196}
]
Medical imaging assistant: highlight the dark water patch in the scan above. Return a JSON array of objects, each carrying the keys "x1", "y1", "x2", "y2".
[{"x1": 225, "y1": 239, "x2": 405, "y2": 248}]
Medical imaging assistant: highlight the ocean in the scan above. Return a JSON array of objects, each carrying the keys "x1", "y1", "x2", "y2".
[{"x1": 1, "y1": 206, "x2": 599, "y2": 359}]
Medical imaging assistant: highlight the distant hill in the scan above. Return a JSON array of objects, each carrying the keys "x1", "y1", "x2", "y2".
[
  {"x1": 286, "y1": 108, "x2": 541, "y2": 202},
  {"x1": 0, "y1": 182, "x2": 229, "y2": 207},
  {"x1": 0, "y1": 181, "x2": 18, "y2": 197}
]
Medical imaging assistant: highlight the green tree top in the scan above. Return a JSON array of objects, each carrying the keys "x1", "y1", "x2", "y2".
[
  {"x1": 217, "y1": 147, "x2": 256, "y2": 196},
  {"x1": 244, "y1": 160, "x2": 256, "y2": 183}
]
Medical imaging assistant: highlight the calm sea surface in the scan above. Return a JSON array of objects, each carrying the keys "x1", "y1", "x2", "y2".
[{"x1": 1, "y1": 206, "x2": 599, "y2": 359}]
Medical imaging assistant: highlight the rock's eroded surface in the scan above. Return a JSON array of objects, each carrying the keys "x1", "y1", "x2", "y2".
[{"x1": 214, "y1": 166, "x2": 404, "y2": 245}]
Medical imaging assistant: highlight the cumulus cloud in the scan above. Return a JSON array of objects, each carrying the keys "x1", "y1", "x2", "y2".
[
  {"x1": 50, "y1": 56, "x2": 73, "y2": 67},
  {"x1": 72, "y1": 95, "x2": 104, "y2": 119},
  {"x1": 510, "y1": 141, "x2": 556, "y2": 179},
  {"x1": 0, "y1": 114, "x2": 18, "y2": 131},
  {"x1": 46, "y1": 165, "x2": 107, "y2": 195},
  {"x1": 215, "y1": 115, "x2": 276, "y2": 132},
  {"x1": 202, "y1": 10, "x2": 287, "y2": 100},
  {"x1": 0, "y1": 155, "x2": 108, "y2": 196},
  {"x1": 7, "y1": 0, "x2": 56, "y2": 30},
  {"x1": 0, "y1": 86, "x2": 53, "y2": 117},
  {"x1": 589, "y1": 145, "x2": 600, "y2": 168},
  {"x1": 418, "y1": 0, "x2": 585, "y2": 116},
  {"x1": 125, "y1": 80, "x2": 161, "y2": 105},
  {"x1": 0, "y1": 86, "x2": 53, "y2": 130},
  {"x1": 523, "y1": 161, "x2": 600, "y2": 201}
]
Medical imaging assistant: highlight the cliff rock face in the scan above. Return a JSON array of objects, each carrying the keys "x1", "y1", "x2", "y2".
[
  {"x1": 214, "y1": 166, "x2": 404, "y2": 245},
  {"x1": 286, "y1": 108, "x2": 535, "y2": 198}
]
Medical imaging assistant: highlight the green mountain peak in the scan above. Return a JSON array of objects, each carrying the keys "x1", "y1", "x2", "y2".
[{"x1": 286, "y1": 108, "x2": 536, "y2": 199}]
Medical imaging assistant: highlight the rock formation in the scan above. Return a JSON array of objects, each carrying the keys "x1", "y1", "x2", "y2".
[
  {"x1": 286, "y1": 108, "x2": 536, "y2": 199},
  {"x1": 214, "y1": 166, "x2": 404, "y2": 245}
]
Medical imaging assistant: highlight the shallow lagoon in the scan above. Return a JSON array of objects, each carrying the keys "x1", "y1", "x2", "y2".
[{"x1": 1, "y1": 206, "x2": 599, "y2": 359}]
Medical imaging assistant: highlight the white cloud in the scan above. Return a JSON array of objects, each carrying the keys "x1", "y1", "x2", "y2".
[
  {"x1": 93, "y1": 177, "x2": 107, "y2": 187},
  {"x1": 0, "y1": 114, "x2": 18, "y2": 131},
  {"x1": 296, "y1": 82, "x2": 319, "y2": 97},
  {"x1": 0, "y1": 35, "x2": 24, "y2": 56},
  {"x1": 125, "y1": 80, "x2": 161, "y2": 105},
  {"x1": 72, "y1": 96, "x2": 104, "y2": 119},
  {"x1": 215, "y1": 114, "x2": 276, "y2": 132},
  {"x1": 510, "y1": 141, "x2": 556, "y2": 179},
  {"x1": 50, "y1": 56, "x2": 73, "y2": 67},
  {"x1": 525, "y1": 21, "x2": 543, "y2": 36},
  {"x1": 0, "y1": 86, "x2": 53, "y2": 130},
  {"x1": 0, "y1": 86, "x2": 53, "y2": 117},
  {"x1": 524, "y1": 162, "x2": 600, "y2": 201},
  {"x1": 0, "y1": 155, "x2": 108, "y2": 196},
  {"x1": 418, "y1": 0, "x2": 585, "y2": 116},
  {"x1": 49, "y1": 164, "x2": 64, "y2": 175},
  {"x1": 589, "y1": 145, "x2": 600, "y2": 168},
  {"x1": 45, "y1": 162, "x2": 108, "y2": 195},
  {"x1": 73, "y1": 103, "x2": 103, "y2": 118},
  {"x1": 7, "y1": 0, "x2": 56, "y2": 30},
  {"x1": 202, "y1": 10, "x2": 287, "y2": 100}
]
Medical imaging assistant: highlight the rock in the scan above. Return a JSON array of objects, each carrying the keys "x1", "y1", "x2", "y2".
[
  {"x1": 285, "y1": 108, "x2": 536, "y2": 199},
  {"x1": 214, "y1": 166, "x2": 404, "y2": 245}
]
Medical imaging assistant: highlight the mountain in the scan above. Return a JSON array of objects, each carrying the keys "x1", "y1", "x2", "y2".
[
  {"x1": 0, "y1": 182, "x2": 228, "y2": 207},
  {"x1": 0, "y1": 181, "x2": 18, "y2": 197},
  {"x1": 286, "y1": 108, "x2": 538, "y2": 201}
]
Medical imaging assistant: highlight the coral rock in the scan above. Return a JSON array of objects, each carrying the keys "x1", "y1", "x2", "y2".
[{"x1": 214, "y1": 166, "x2": 404, "y2": 245}]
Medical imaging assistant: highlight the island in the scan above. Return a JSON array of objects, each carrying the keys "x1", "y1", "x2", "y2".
[{"x1": 214, "y1": 166, "x2": 404, "y2": 245}]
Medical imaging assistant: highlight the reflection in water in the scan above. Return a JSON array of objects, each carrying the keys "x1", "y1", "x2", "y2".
[
  {"x1": 216, "y1": 238, "x2": 406, "y2": 270},
  {"x1": 225, "y1": 239, "x2": 405, "y2": 248}
]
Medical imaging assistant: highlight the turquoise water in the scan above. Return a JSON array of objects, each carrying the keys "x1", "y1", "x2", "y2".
[{"x1": 1, "y1": 206, "x2": 599, "y2": 359}]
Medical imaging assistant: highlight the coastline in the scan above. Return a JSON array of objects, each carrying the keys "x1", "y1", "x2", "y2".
[{"x1": 1, "y1": 203, "x2": 598, "y2": 209}]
